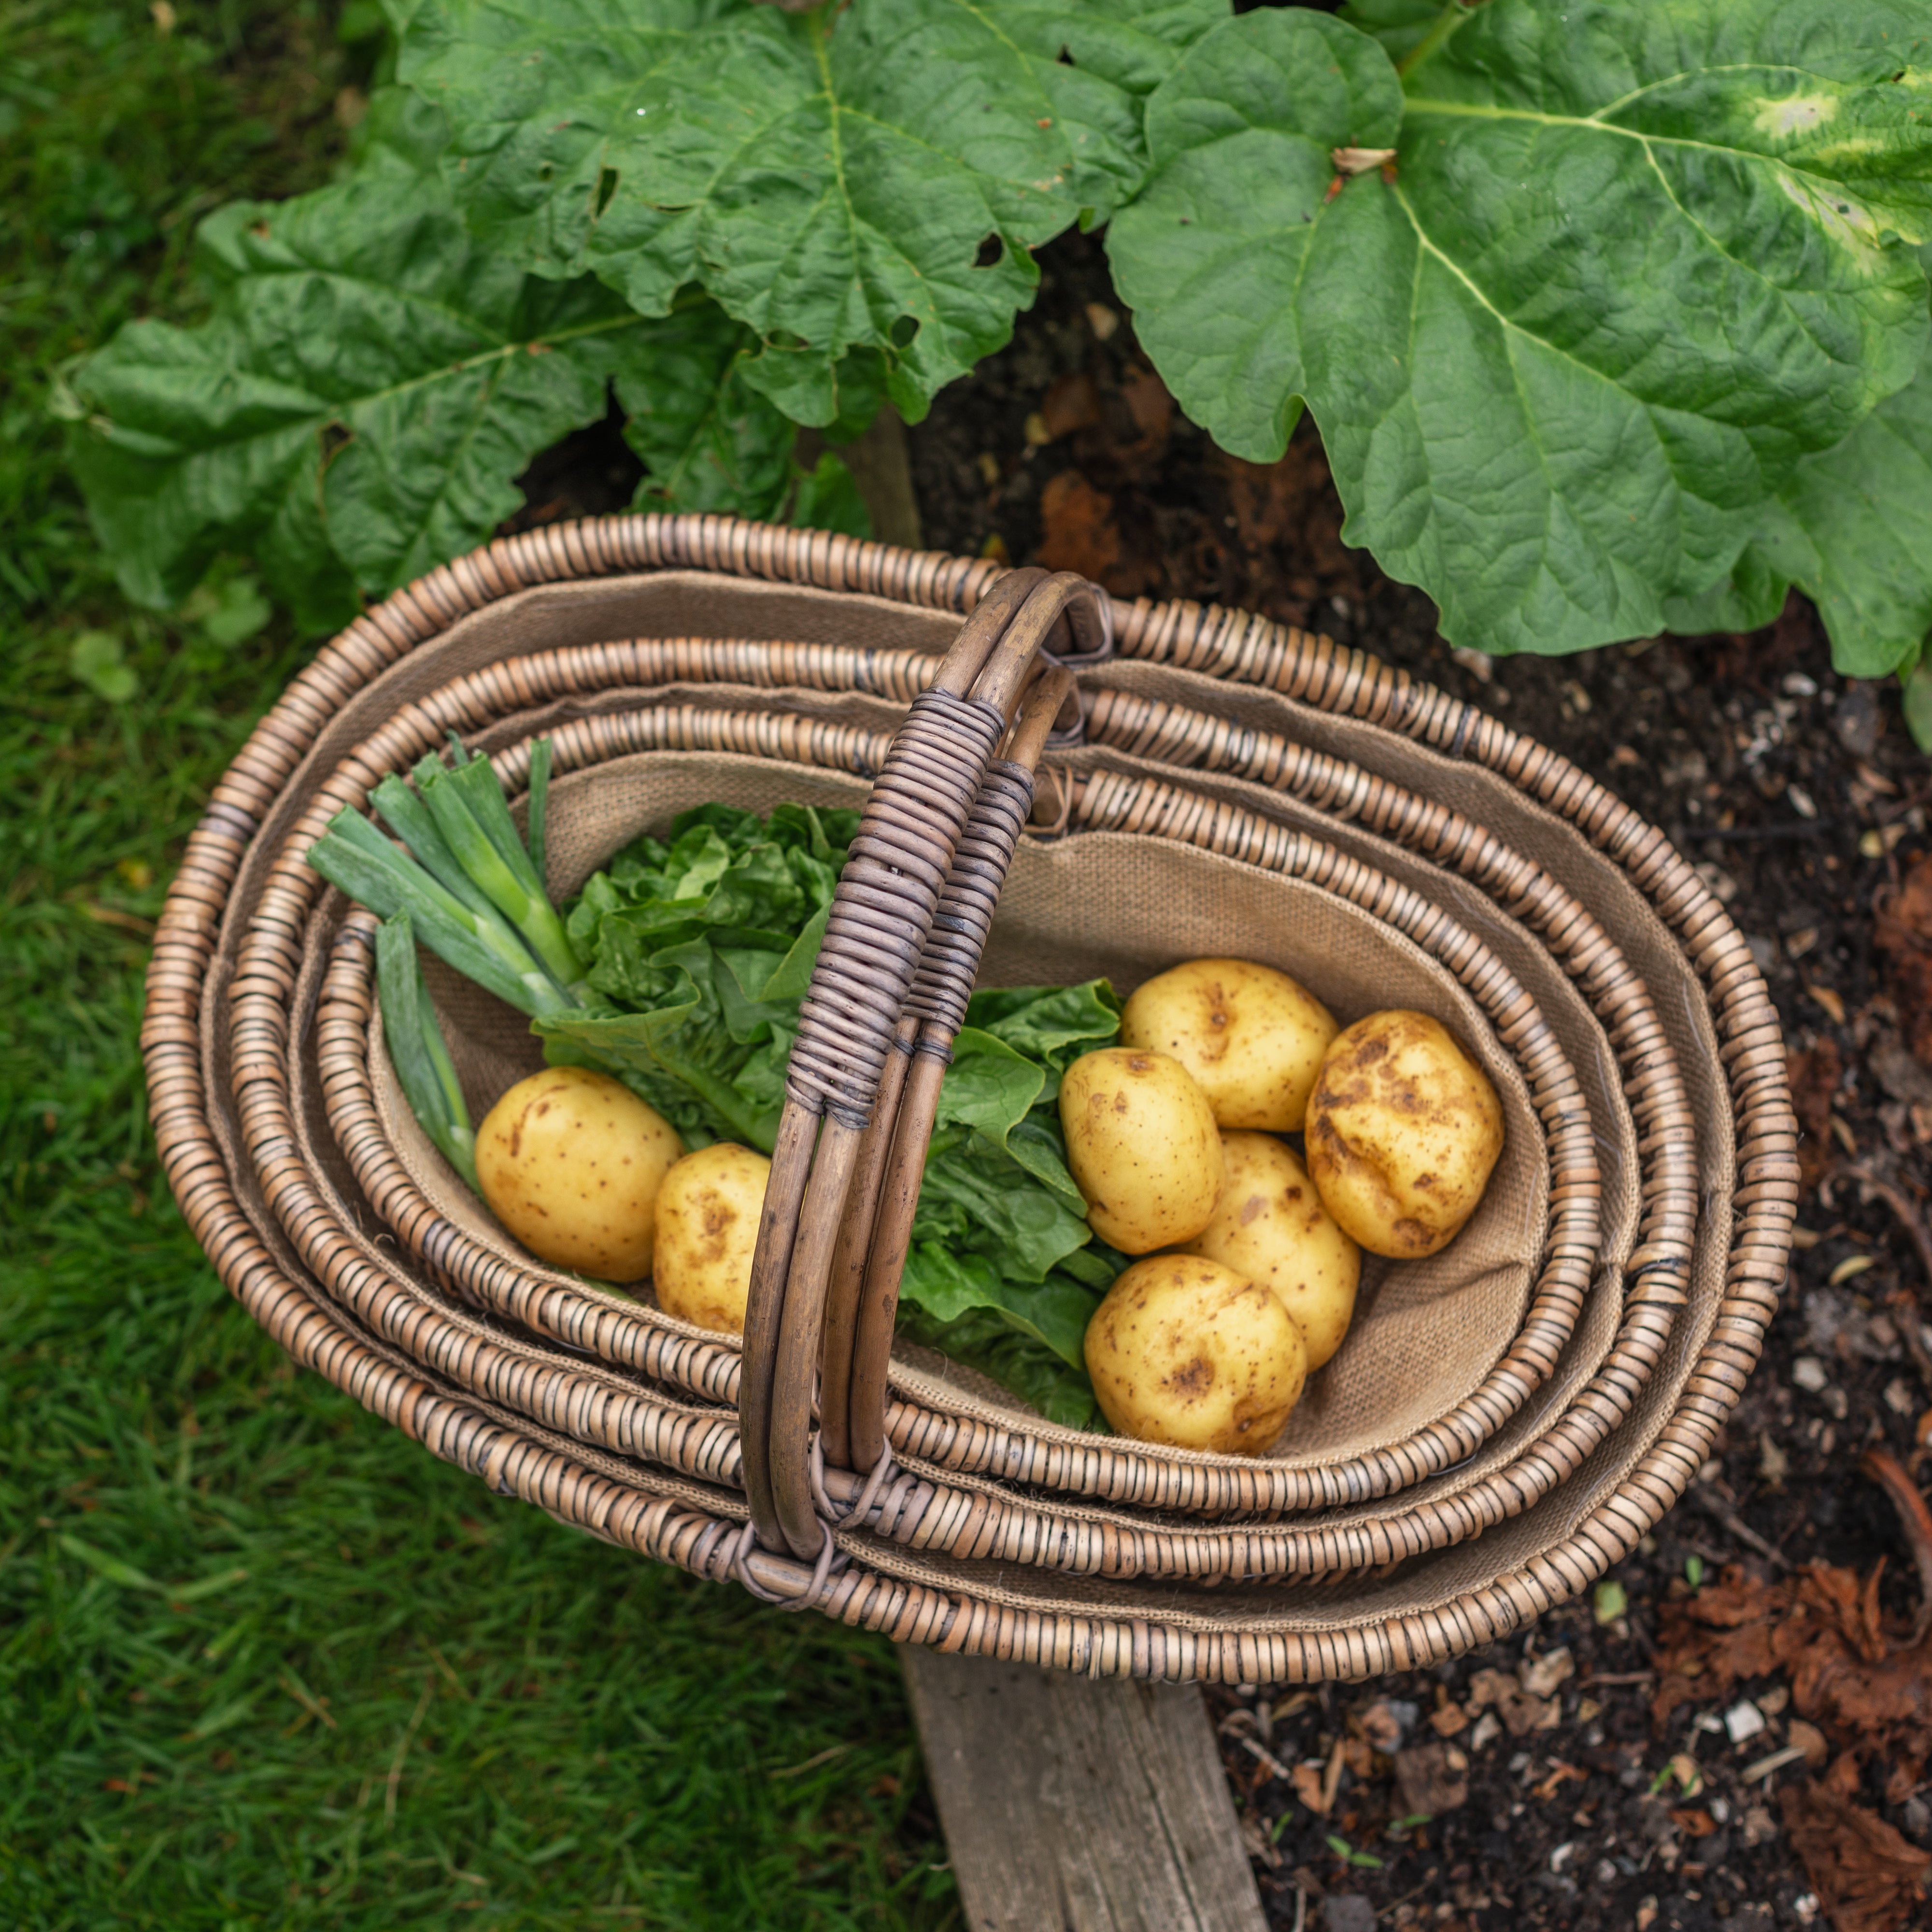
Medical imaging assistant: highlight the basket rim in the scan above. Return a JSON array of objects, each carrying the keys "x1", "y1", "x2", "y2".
[
  {"x1": 288, "y1": 649, "x2": 1626, "y2": 1509},
  {"x1": 142, "y1": 512, "x2": 1796, "y2": 1681},
  {"x1": 313, "y1": 646, "x2": 1690, "y2": 1531},
  {"x1": 291, "y1": 717, "x2": 1701, "y2": 1590}
]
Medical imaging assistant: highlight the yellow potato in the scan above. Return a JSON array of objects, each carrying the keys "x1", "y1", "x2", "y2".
[
  {"x1": 651, "y1": 1142, "x2": 771, "y2": 1335},
  {"x1": 1084, "y1": 1254, "x2": 1307, "y2": 1454},
  {"x1": 1059, "y1": 1047, "x2": 1225, "y2": 1253},
  {"x1": 1305, "y1": 1010, "x2": 1504, "y2": 1260},
  {"x1": 1119, "y1": 957, "x2": 1337, "y2": 1131},
  {"x1": 475, "y1": 1066, "x2": 682, "y2": 1282},
  {"x1": 1182, "y1": 1131, "x2": 1360, "y2": 1369}
]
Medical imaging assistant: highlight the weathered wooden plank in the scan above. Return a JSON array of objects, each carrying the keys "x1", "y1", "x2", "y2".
[{"x1": 902, "y1": 1648, "x2": 1268, "y2": 1932}]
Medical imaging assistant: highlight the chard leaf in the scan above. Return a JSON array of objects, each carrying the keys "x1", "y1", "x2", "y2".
[
  {"x1": 1108, "y1": 0, "x2": 1932, "y2": 656},
  {"x1": 1664, "y1": 342, "x2": 1932, "y2": 681},
  {"x1": 398, "y1": 0, "x2": 1226, "y2": 424},
  {"x1": 67, "y1": 170, "x2": 815, "y2": 625}
]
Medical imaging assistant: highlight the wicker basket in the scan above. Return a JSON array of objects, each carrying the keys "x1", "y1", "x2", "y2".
[{"x1": 147, "y1": 516, "x2": 1795, "y2": 1682}]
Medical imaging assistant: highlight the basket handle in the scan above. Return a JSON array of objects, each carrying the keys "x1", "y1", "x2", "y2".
[
  {"x1": 738, "y1": 573, "x2": 1105, "y2": 1559},
  {"x1": 820, "y1": 655, "x2": 1079, "y2": 1473}
]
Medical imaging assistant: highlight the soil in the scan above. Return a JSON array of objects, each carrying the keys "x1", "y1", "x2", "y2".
[{"x1": 522, "y1": 225, "x2": 1932, "y2": 1932}]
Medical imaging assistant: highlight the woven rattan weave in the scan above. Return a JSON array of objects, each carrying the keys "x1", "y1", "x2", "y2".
[{"x1": 144, "y1": 514, "x2": 1794, "y2": 1682}]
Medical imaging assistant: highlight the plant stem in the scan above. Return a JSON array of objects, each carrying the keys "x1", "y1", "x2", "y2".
[
  {"x1": 376, "y1": 913, "x2": 479, "y2": 1192},
  {"x1": 419, "y1": 755, "x2": 588, "y2": 994},
  {"x1": 1397, "y1": 0, "x2": 1474, "y2": 80},
  {"x1": 526, "y1": 738, "x2": 552, "y2": 894},
  {"x1": 308, "y1": 810, "x2": 572, "y2": 1018}
]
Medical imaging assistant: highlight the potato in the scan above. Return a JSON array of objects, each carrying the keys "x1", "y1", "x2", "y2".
[
  {"x1": 651, "y1": 1142, "x2": 772, "y2": 1335},
  {"x1": 1059, "y1": 1047, "x2": 1225, "y2": 1253},
  {"x1": 1119, "y1": 957, "x2": 1337, "y2": 1131},
  {"x1": 1182, "y1": 1132, "x2": 1360, "y2": 1369},
  {"x1": 1084, "y1": 1254, "x2": 1307, "y2": 1454},
  {"x1": 1305, "y1": 1010, "x2": 1504, "y2": 1260},
  {"x1": 476, "y1": 1066, "x2": 682, "y2": 1282}
]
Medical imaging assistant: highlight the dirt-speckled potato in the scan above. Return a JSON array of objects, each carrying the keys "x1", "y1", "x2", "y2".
[
  {"x1": 651, "y1": 1142, "x2": 771, "y2": 1334},
  {"x1": 1119, "y1": 957, "x2": 1337, "y2": 1131},
  {"x1": 475, "y1": 1066, "x2": 682, "y2": 1283},
  {"x1": 1059, "y1": 1047, "x2": 1225, "y2": 1253},
  {"x1": 1084, "y1": 1254, "x2": 1307, "y2": 1454},
  {"x1": 1182, "y1": 1131, "x2": 1360, "y2": 1369},
  {"x1": 1305, "y1": 1010, "x2": 1504, "y2": 1260}
]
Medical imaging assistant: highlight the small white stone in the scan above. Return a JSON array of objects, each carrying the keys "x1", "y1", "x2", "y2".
[
  {"x1": 1790, "y1": 1357, "x2": 1830, "y2": 1393},
  {"x1": 1725, "y1": 1700, "x2": 1766, "y2": 1746},
  {"x1": 1549, "y1": 1842, "x2": 1577, "y2": 1873}
]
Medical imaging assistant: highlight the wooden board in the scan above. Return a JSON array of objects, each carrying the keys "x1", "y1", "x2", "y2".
[{"x1": 902, "y1": 1648, "x2": 1269, "y2": 1932}]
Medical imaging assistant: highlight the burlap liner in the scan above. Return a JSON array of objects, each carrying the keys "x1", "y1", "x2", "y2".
[
  {"x1": 195, "y1": 569, "x2": 1734, "y2": 1632},
  {"x1": 371, "y1": 746, "x2": 1547, "y2": 1471}
]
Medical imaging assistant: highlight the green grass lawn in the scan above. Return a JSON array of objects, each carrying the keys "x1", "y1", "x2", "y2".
[{"x1": 0, "y1": 5, "x2": 954, "y2": 1924}]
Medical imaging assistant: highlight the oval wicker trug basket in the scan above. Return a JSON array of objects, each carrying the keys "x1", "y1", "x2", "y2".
[{"x1": 147, "y1": 515, "x2": 1796, "y2": 1684}]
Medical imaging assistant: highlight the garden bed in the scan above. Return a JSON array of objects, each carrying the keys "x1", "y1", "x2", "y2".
[{"x1": 522, "y1": 225, "x2": 1932, "y2": 1932}]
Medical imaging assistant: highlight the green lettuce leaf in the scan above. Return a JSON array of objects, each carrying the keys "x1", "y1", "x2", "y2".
[
  {"x1": 540, "y1": 803, "x2": 853, "y2": 1148},
  {"x1": 898, "y1": 1244, "x2": 1099, "y2": 1367},
  {"x1": 396, "y1": 0, "x2": 1227, "y2": 424},
  {"x1": 893, "y1": 1283, "x2": 1105, "y2": 1437},
  {"x1": 540, "y1": 937, "x2": 799, "y2": 1150},
  {"x1": 914, "y1": 1123, "x2": 1096, "y2": 1286},
  {"x1": 932, "y1": 1028, "x2": 1046, "y2": 1144},
  {"x1": 1107, "y1": 0, "x2": 1932, "y2": 656},
  {"x1": 964, "y1": 979, "x2": 1121, "y2": 1086}
]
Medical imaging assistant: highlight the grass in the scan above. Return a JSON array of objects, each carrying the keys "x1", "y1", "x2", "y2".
[{"x1": 0, "y1": 5, "x2": 955, "y2": 1924}]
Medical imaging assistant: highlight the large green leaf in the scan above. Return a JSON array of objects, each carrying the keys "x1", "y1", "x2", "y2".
[
  {"x1": 67, "y1": 166, "x2": 800, "y2": 627},
  {"x1": 1107, "y1": 1, "x2": 1932, "y2": 655},
  {"x1": 617, "y1": 313, "x2": 796, "y2": 520},
  {"x1": 1665, "y1": 348, "x2": 1932, "y2": 680},
  {"x1": 397, "y1": 0, "x2": 1226, "y2": 425}
]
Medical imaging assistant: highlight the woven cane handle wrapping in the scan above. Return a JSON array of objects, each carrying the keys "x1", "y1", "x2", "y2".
[
  {"x1": 823, "y1": 662, "x2": 1078, "y2": 1473},
  {"x1": 739, "y1": 575, "x2": 1105, "y2": 1558}
]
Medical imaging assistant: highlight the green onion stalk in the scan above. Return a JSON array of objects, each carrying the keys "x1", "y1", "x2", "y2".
[
  {"x1": 307, "y1": 736, "x2": 586, "y2": 1023},
  {"x1": 375, "y1": 912, "x2": 479, "y2": 1191},
  {"x1": 306, "y1": 736, "x2": 591, "y2": 1177}
]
